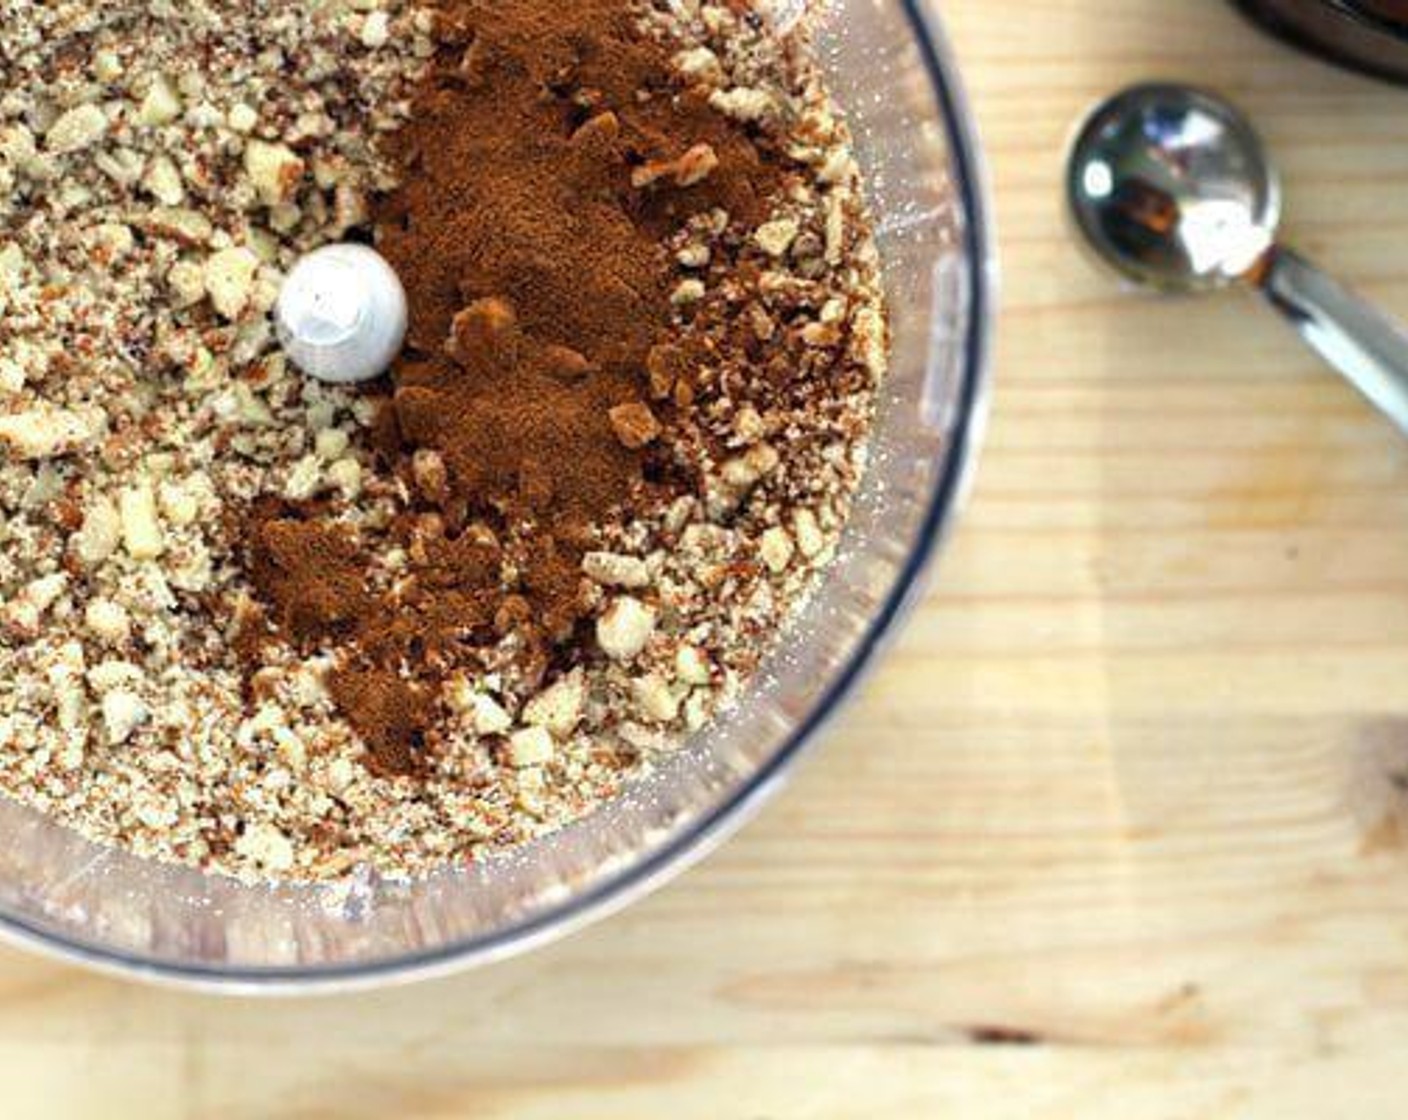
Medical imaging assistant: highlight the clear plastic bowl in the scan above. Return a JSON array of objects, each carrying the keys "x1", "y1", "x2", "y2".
[{"x1": 0, "y1": 0, "x2": 993, "y2": 991}]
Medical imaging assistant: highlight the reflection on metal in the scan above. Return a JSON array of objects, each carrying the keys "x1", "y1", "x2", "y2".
[{"x1": 1069, "y1": 83, "x2": 1408, "y2": 439}]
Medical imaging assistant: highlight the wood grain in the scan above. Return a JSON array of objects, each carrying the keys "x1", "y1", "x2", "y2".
[{"x1": 6, "y1": 2, "x2": 1408, "y2": 1116}]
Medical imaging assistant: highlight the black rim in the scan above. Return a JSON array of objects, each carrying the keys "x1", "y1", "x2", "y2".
[
  {"x1": 1233, "y1": 0, "x2": 1408, "y2": 82},
  {"x1": 1335, "y1": 0, "x2": 1408, "y2": 41},
  {"x1": 0, "y1": 0, "x2": 995, "y2": 990}
]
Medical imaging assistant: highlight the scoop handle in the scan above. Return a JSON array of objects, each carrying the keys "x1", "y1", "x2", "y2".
[{"x1": 1258, "y1": 246, "x2": 1408, "y2": 438}]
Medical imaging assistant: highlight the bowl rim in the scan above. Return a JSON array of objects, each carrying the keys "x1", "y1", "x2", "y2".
[
  {"x1": 0, "y1": 0, "x2": 997, "y2": 993},
  {"x1": 1231, "y1": 0, "x2": 1408, "y2": 83}
]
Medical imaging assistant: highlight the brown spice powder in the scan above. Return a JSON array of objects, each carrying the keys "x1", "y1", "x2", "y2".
[{"x1": 248, "y1": 0, "x2": 785, "y2": 772}]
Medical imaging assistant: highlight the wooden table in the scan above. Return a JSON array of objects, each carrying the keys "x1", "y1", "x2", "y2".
[{"x1": 8, "y1": 2, "x2": 1408, "y2": 1116}]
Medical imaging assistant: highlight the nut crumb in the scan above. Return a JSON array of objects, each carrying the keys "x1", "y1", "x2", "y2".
[
  {"x1": 0, "y1": 0, "x2": 888, "y2": 886},
  {"x1": 608, "y1": 401, "x2": 662, "y2": 450}
]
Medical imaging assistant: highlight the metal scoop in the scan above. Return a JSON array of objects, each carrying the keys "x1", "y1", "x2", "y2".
[{"x1": 1067, "y1": 82, "x2": 1408, "y2": 437}]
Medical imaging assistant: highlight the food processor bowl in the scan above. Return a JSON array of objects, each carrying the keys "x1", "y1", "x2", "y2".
[{"x1": 0, "y1": 0, "x2": 993, "y2": 991}]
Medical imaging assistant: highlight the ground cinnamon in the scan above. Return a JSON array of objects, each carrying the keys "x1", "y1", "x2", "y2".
[{"x1": 247, "y1": 0, "x2": 784, "y2": 773}]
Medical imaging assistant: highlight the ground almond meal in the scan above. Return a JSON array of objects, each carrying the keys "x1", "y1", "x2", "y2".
[{"x1": 0, "y1": 0, "x2": 887, "y2": 881}]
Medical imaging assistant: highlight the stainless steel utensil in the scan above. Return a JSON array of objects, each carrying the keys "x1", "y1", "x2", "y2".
[{"x1": 1067, "y1": 82, "x2": 1408, "y2": 436}]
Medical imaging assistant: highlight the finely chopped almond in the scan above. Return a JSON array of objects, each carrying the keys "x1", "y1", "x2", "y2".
[
  {"x1": 597, "y1": 597, "x2": 658, "y2": 662},
  {"x1": 0, "y1": 0, "x2": 888, "y2": 882},
  {"x1": 0, "y1": 407, "x2": 104, "y2": 460}
]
